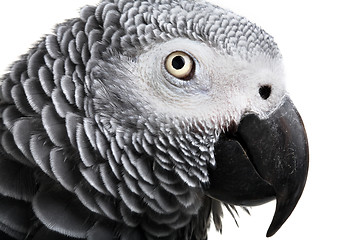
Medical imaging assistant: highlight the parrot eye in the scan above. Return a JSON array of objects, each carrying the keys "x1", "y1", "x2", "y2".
[{"x1": 165, "y1": 51, "x2": 195, "y2": 80}]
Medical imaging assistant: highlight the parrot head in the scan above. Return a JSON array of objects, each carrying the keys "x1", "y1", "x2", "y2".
[
  {"x1": 86, "y1": 0, "x2": 309, "y2": 237},
  {"x1": 0, "y1": 0, "x2": 308, "y2": 239}
]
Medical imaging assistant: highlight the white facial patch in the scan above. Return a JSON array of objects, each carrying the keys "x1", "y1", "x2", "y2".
[{"x1": 134, "y1": 38, "x2": 286, "y2": 126}]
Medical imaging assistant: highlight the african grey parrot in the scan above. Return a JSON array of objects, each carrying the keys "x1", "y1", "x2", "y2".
[{"x1": 0, "y1": 0, "x2": 309, "y2": 239}]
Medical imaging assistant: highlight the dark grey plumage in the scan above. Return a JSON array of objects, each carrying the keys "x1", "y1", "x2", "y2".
[{"x1": 0, "y1": 0, "x2": 280, "y2": 239}]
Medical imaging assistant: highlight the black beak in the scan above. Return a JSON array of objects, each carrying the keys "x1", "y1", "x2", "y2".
[{"x1": 206, "y1": 96, "x2": 309, "y2": 237}]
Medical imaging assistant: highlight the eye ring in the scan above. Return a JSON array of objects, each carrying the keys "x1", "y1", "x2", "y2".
[{"x1": 165, "y1": 51, "x2": 195, "y2": 80}]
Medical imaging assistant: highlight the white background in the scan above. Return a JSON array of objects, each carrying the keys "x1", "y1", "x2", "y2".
[{"x1": 0, "y1": 0, "x2": 359, "y2": 239}]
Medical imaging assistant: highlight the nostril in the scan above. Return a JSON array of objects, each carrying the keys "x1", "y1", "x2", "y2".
[{"x1": 259, "y1": 85, "x2": 272, "y2": 100}]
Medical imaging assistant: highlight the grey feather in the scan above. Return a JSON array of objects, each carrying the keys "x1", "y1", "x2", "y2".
[
  {"x1": 11, "y1": 85, "x2": 35, "y2": 116},
  {"x1": 0, "y1": 196, "x2": 33, "y2": 239},
  {"x1": 23, "y1": 77, "x2": 48, "y2": 114},
  {"x1": 50, "y1": 148, "x2": 81, "y2": 192},
  {"x1": 1, "y1": 131, "x2": 31, "y2": 167},
  {"x1": 99, "y1": 163, "x2": 119, "y2": 197},
  {"x1": 76, "y1": 124, "x2": 98, "y2": 167},
  {"x1": 65, "y1": 112, "x2": 81, "y2": 147},
  {"x1": 38, "y1": 66, "x2": 55, "y2": 97},
  {"x1": 32, "y1": 226, "x2": 78, "y2": 240},
  {"x1": 12, "y1": 119, "x2": 37, "y2": 165},
  {"x1": 80, "y1": 166, "x2": 109, "y2": 195},
  {"x1": 0, "y1": 157, "x2": 35, "y2": 201},
  {"x1": 52, "y1": 88, "x2": 74, "y2": 118},
  {"x1": 30, "y1": 134, "x2": 56, "y2": 178},
  {"x1": 86, "y1": 222, "x2": 115, "y2": 240},
  {"x1": 32, "y1": 184, "x2": 95, "y2": 238},
  {"x1": 211, "y1": 200, "x2": 223, "y2": 232},
  {"x1": 41, "y1": 105, "x2": 68, "y2": 147}
]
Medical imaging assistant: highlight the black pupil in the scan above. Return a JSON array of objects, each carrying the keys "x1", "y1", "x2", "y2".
[
  {"x1": 259, "y1": 85, "x2": 272, "y2": 100},
  {"x1": 172, "y1": 56, "x2": 185, "y2": 70}
]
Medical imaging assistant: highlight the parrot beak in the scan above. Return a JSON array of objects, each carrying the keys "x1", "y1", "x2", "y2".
[{"x1": 206, "y1": 96, "x2": 309, "y2": 237}]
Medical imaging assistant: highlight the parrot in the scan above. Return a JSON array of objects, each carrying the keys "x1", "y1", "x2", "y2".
[{"x1": 0, "y1": 0, "x2": 309, "y2": 239}]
